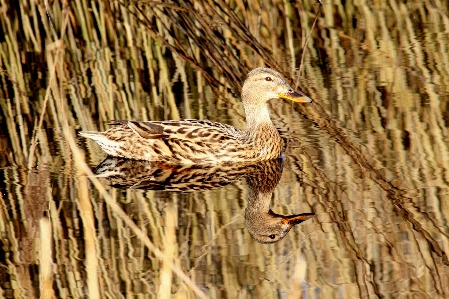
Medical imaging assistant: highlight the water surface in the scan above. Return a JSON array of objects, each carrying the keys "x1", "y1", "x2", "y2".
[{"x1": 1, "y1": 1, "x2": 449, "y2": 298}]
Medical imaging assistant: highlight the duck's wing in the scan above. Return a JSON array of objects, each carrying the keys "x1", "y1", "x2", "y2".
[
  {"x1": 82, "y1": 119, "x2": 246, "y2": 163},
  {"x1": 109, "y1": 120, "x2": 167, "y2": 139},
  {"x1": 110, "y1": 119, "x2": 242, "y2": 141}
]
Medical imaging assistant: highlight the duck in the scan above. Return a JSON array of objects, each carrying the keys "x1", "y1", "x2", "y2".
[
  {"x1": 94, "y1": 157, "x2": 315, "y2": 243},
  {"x1": 79, "y1": 67, "x2": 312, "y2": 164}
]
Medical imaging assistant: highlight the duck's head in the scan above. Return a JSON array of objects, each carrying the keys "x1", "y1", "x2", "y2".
[
  {"x1": 245, "y1": 210, "x2": 315, "y2": 244},
  {"x1": 241, "y1": 67, "x2": 312, "y2": 105}
]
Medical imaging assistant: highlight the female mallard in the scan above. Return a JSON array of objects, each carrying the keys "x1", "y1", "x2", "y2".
[{"x1": 79, "y1": 67, "x2": 311, "y2": 164}]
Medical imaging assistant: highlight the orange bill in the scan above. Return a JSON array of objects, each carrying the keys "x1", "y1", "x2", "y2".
[{"x1": 279, "y1": 90, "x2": 313, "y2": 103}]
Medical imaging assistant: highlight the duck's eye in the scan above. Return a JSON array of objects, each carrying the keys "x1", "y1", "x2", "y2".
[
  {"x1": 265, "y1": 77, "x2": 272, "y2": 81},
  {"x1": 269, "y1": 234, "x2": 276, "y2": 239}
]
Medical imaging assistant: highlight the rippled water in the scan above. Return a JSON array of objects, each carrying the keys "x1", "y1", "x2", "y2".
[{"x1": 1, "y1": 1, "x2": 449, "y2": 298}]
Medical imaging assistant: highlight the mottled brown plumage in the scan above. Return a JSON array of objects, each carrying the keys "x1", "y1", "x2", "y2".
[
  {"x1": 79, "y1": 68, "x2": 312, "y2": 164},
  {"x1": 94, "y1": 157, "x2": 314, "y2": 243}
]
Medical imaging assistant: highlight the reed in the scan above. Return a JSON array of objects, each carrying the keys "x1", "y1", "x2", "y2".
[{"x1": 0, "y1": 0, "x2": 448, "y2": 298}]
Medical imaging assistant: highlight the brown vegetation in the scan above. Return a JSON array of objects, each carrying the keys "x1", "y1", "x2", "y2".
[{"x1": 0, "y1": 0, "x2": 448, "y2": 298}]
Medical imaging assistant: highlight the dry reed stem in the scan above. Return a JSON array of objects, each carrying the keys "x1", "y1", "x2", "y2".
[
  {"x1": 77, "y1": 173, "x2": 100, "y2": 299},
  {"x1": 157, "y1": 202, "x2": 177, "y2": 299},
  {"x1": 39, "y1": 218, "x2": 56, "y2": 299}
]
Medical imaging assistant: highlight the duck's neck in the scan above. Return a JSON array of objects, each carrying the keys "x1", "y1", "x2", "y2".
[{"x1": 244, "y1": 103, "x2": 275, "y2": 133}]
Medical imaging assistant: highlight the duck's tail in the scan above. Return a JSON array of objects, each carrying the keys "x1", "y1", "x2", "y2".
[
  {"x1": 79, "y1": 131, "x2": 123, "y2": 156},
  {"x1": 79, "y1": 131, "x2": 102, "y2": 139}
]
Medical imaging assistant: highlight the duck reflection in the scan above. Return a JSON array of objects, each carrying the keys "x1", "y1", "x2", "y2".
[
  {"x1": 94, "y1": 157, "x2": 314, "y2": 243},
  {"x1": 244, "y1": 161, "x2": 314, "y2": 243}
]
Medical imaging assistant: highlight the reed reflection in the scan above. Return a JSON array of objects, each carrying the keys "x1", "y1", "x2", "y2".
[{"x1": 94, "y1": 157, "x2": 314, "y2": 243}]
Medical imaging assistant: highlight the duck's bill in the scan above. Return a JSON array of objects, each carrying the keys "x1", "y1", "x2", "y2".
[
  {"x1": 279, "y1": 91, "x2": 313, "y2": 103},
  {"x1": 281, "y1": 213, "x2": 315, "y2": 226}
]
